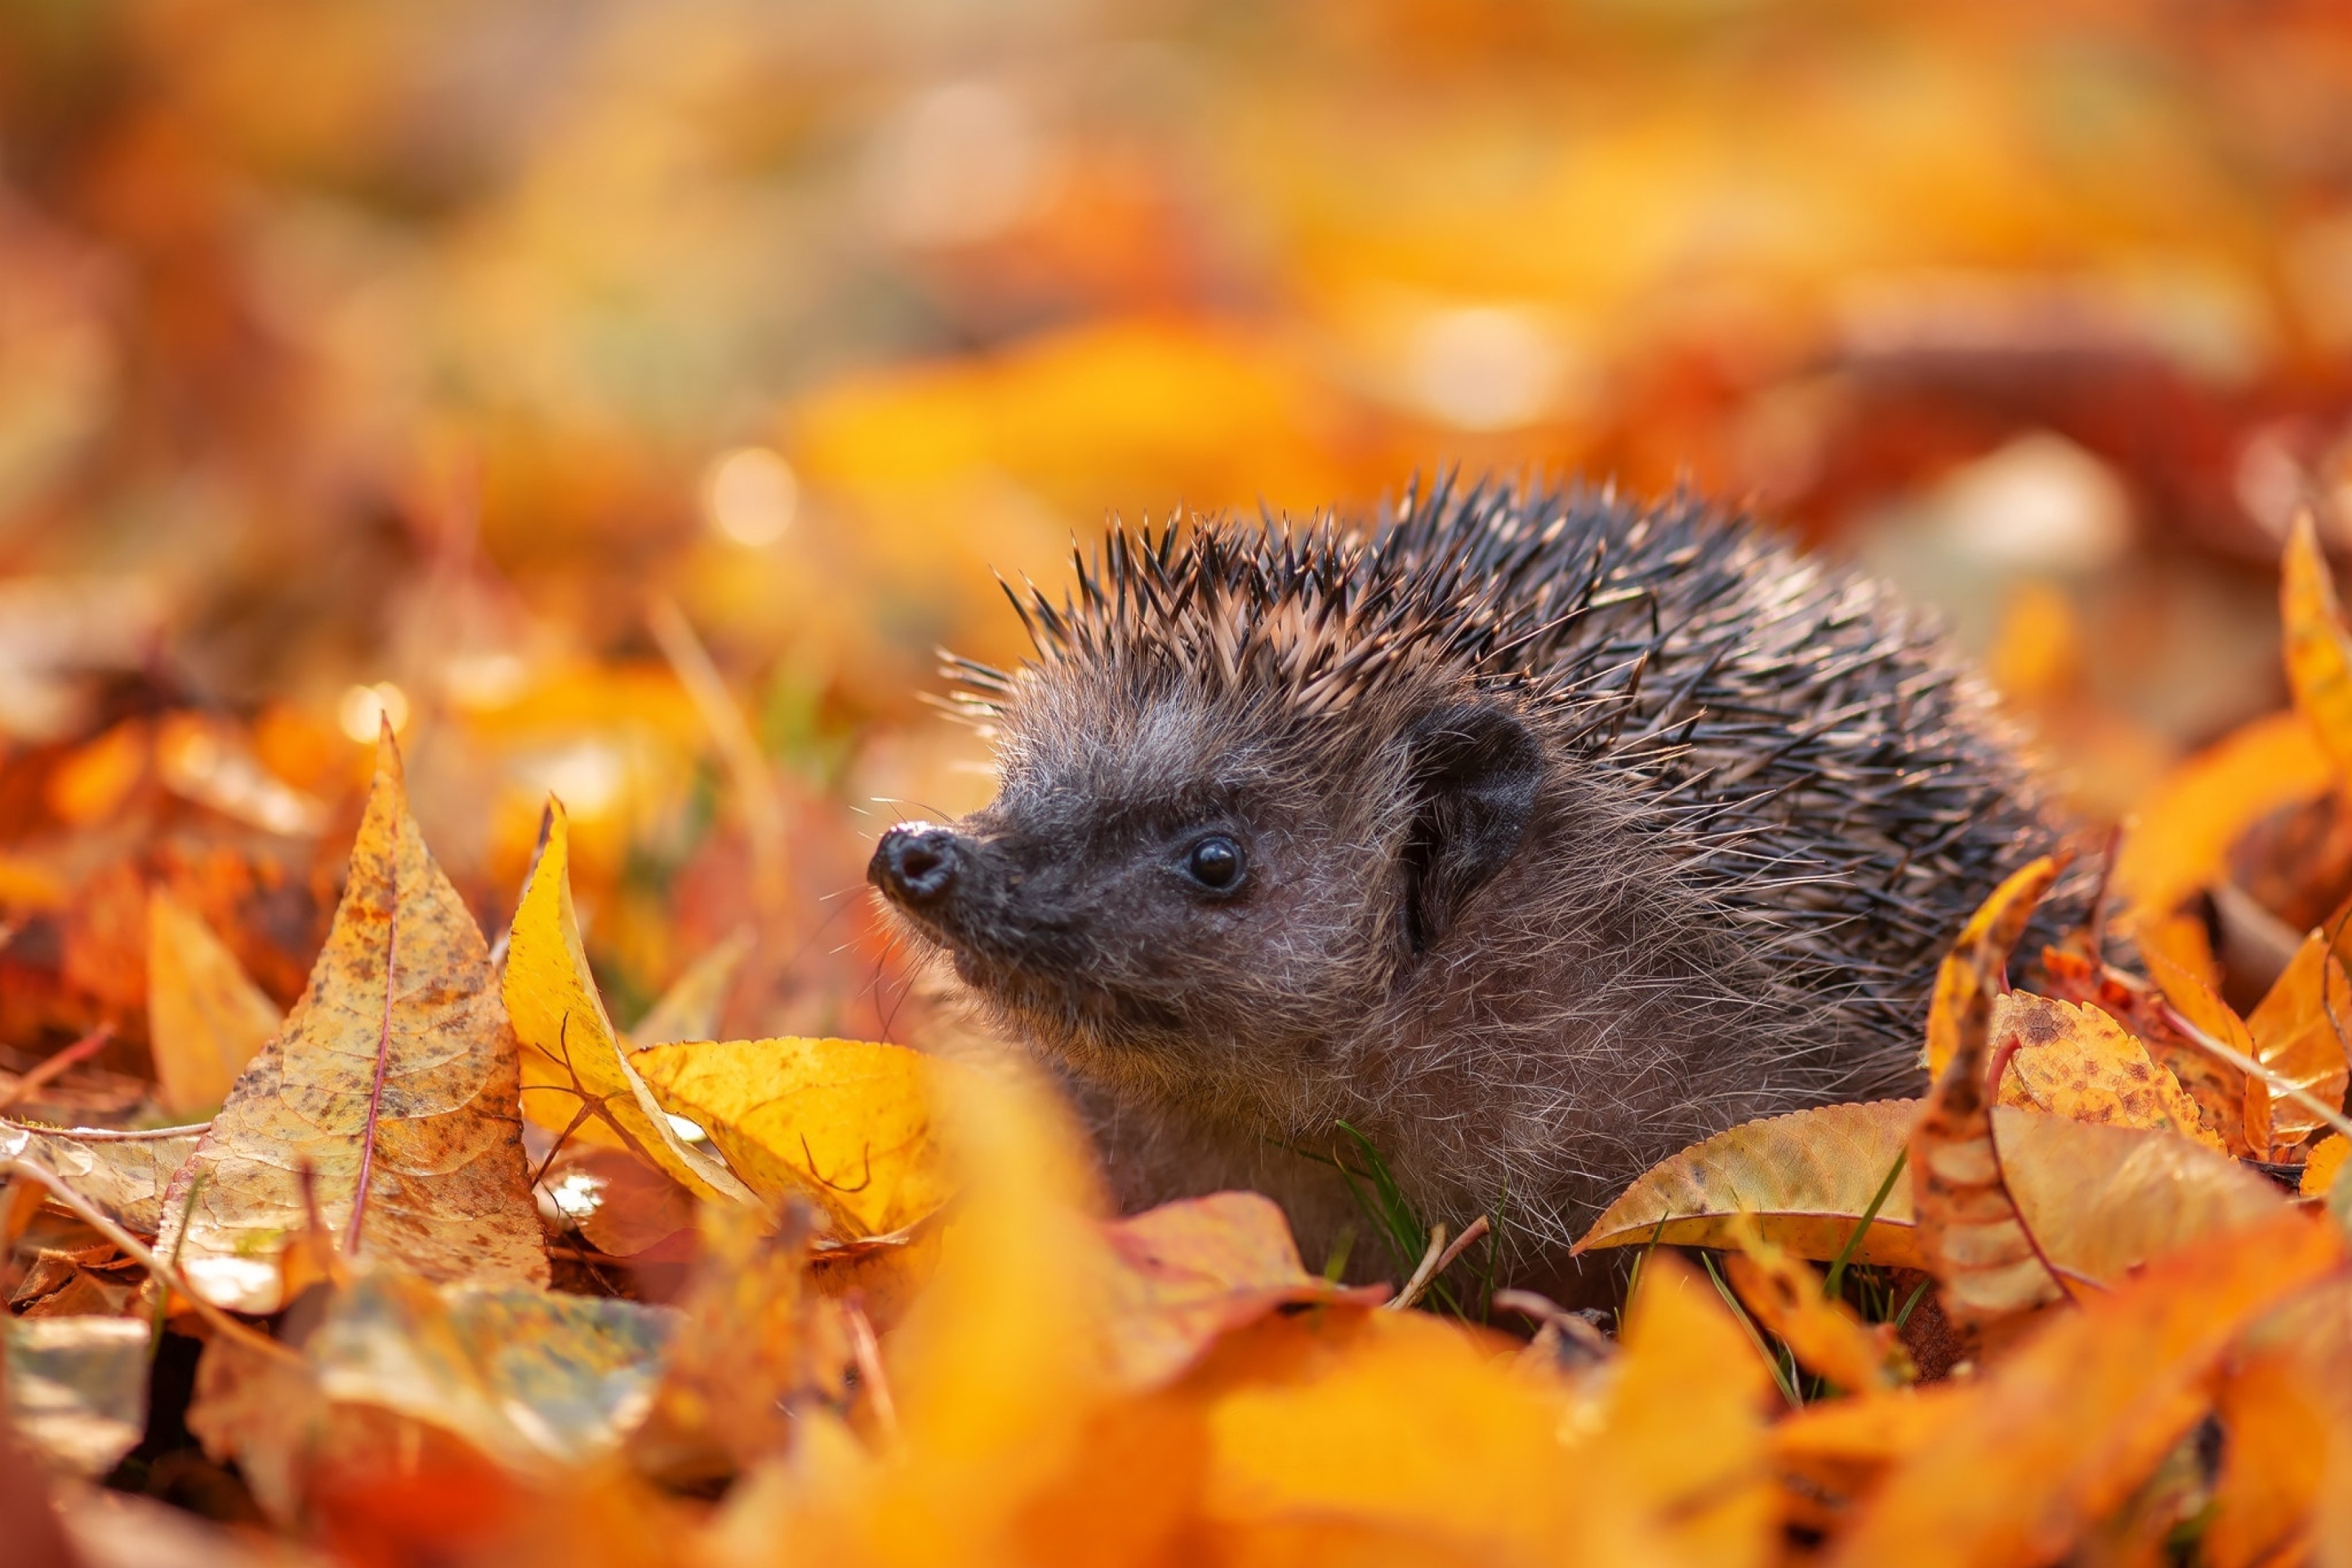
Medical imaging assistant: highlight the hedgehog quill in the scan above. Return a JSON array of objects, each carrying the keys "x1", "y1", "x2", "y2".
[{"x1": 869, "y1": 482, "x2": 2078, "y2": 1290}]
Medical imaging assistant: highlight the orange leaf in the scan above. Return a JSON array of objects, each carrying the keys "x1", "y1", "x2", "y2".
[
  {"x1": 1723, "y1": 1218, "x2": 1914, "y2": 1392},
  {"x1": 2283, "y1": 508, "x2": 2352, "y2": 780},
  {"x1": 1825, "y1": 1209, "x2": 2347, "y2": 1568},
  {"x1": 2114, "y1": 712, "x2": 2333, "y2": 937},
  {"x1": 2140, "y1": 943, "x2": 2272, "y2": 1157},
  {"x1": 2245, "y1": 929, "x2": 2352, "y2": 1156},
  {"x1": 1922, "y1": 857, "x2": 2060, "y2": 1080},
  {"x1": 2304, "y1": 1134, "x2": 2349, "y2": 1197},
  {"x1": 1099, "y1": 1192, "x2": 1388, "y2": 1390}
]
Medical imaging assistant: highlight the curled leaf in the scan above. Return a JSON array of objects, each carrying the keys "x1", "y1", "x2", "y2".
[
  {"x1": 2244, "y1": 929, "x2": 2352, "y2": 1156},
  {"x1": 502, "y1": 800, "x2": 755, "y2": 1208}
]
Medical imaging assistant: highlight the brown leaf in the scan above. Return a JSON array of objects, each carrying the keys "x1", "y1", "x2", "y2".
[
  {"x1": 0, "y1": 1121, "x2": 203, "y2": 1238},
  {"x1": 147, "y1": 886, "x2": 283, "y2": 1117},
  {"x1": 2, "y1": 1315, "x2": 149, "y2": 1477},
  {"x1": 156, "y1": 731, "x2": 548, "y2": 1313},
  {"x1": 1824, "y1": 1209, "x2": 2346, "y2": 1568},
  {"x1": 1912, "y1": 857, "x2": 2067, "y2": 1333},
  {"x1": 537, "y1": 1144, "x2": 696, "y2": 1258}
]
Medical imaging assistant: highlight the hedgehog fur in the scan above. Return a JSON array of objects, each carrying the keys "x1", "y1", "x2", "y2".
[{"x1": 871, "y1": 479, "x2": 2079, "y2": 1285}]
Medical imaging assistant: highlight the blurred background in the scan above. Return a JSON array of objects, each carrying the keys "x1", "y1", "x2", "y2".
[{"x1": 1, "y1": 0, "x2": 2350, "y2": 1085}]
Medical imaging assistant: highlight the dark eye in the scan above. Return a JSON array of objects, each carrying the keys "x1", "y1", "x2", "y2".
[{"x1": 1183, "y1": 834, "x2": 1244, "y2": 891}]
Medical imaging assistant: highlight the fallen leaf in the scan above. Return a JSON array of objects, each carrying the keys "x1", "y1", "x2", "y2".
[
  {"x1": 191, "y1": 1267, "x2": 675, "y2": 1521},
  {"x1": 155, "y1": 731, "x2": 549, "y2": 1314},
  {"x1": 2305, "y1": 1134, "x2": 2348, "y2": 1197},
  {"x1": 1922, "y1": 856, "x2": 2060, "y2": 1080},
  {"x1": 2, "y1": 1316, "x2": 149, "y2": 1477},
  {"x1": 632, "y1": 1036, "x2": 951, "y2": 1238},
  {"x1": 1825, "y1": 1209, "x2": 2346, "y2": 1568},
  {"x1": 538, "y1": 1144, "x2": 696, "y2": 1258},
  {"x1": 0, "y1": 1121, "x2": 203, "y2": 1237},
  {"x1": 2136, "y1": 944, "x2": 2272, "y2": 1157},
  {"x1": 501, "y1": 800, "x2": 755, "y2": 1205},
  {"x1": 1724, "y1": 1217, "x2": 1914, "y2": 1392},
  {"x1": 2114, "y1": 711, "x2": 2335, "y2": 937},
  {"x1": 2205, "y1": 1284, "x2": 2352, "y2": 1568},
  {"x1": 147, "y1": 886, "x2": 284, "y2": 1117},
  {"x1": 1768, "y1": 1385, "x2": 1973, "y2": 1538},
  {"x1": 1578, "y1": 1103, "x2": 2283, "y2": 1291},
  {"x1": 1580, "y1": 1251, "x2": 1775, "y2": 1567},
  {"x1": 1990, "y1": 991, "x2": 2223, "y2": 1150},
  {"x1": 626, "y1": 1199, "x2": 853, "y2": 1490},
  {"x1": 2283, "y1": 510, "x2": 2352, "y2": 780},
  {"x1": 2244, "y1": 929, "x2": 2352, "y2": 1155},
  {"x1": 1099, "y1": 1190, "x2": 1388, "y2": 1389},
  {"x1": 1574, "y1": 1100, "x2": 1923, "y2": 1266},
  {"x1": 1913, "y1": 858, "x2": 2066, "y2": 1332}
]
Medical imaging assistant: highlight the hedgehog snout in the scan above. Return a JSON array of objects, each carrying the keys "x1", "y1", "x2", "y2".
[{"x1": 871, "y1": 822, "x2": 964, "y2": 906}]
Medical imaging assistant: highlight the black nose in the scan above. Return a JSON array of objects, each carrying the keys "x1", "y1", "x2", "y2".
[{"x1": 871, "y1": 822, "x2": 962, "y2": 904}]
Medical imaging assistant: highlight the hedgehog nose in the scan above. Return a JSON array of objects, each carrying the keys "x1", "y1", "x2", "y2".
[{"x1": 871, "y1": 822, "x2": 962, "y2": 904}]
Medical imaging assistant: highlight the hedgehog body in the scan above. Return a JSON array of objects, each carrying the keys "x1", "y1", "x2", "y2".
[{"x1": 871, "y1": 482, "x2": 2075, "y2": 1285}]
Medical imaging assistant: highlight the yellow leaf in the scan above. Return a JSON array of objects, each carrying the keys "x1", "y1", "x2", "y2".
[
  {"x1": 630, "y1": 1036, "x2": 949, "y2": 1239},
  {"x1": 501, "y1": 800, "x2": 754, "y2": 1206},
  {"x1": 2140, "y1": 942, "x2": 2272, "y2": 1157},
  {"x1": 2283, "y1": 509, "x2": 2352, "y2": 779},
  {"x1": 1825, "y1": 1209, "x2": 2346, "y2": 1568},
  {"x1": 1575, "y1": 1099, "x2": 1924, "y2": 1268},
  {"x1": 1724, "y1": 1217, "x2": 1914, "y2": 1392},
  {"x1": 1990, "y1": 991, "x2": 2224, "y2": 1150},
  {"x1": 1580, "y1": 1100, "x2": 2283, "y2": 1289},
  {"x1": 2245, "y1": 929, "x2": 2352, "y2": 1155},
  {"x1": 156, "y1": 730, "x2": 548, "y2": 1313},
  {"x1": 146, "y1": 887, "x2": 284, "y2": 1116}
]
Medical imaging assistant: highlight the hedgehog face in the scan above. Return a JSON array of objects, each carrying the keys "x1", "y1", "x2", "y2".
[{"x1": 869, "y1": 679, "x2": 1547, "y2": 1102}]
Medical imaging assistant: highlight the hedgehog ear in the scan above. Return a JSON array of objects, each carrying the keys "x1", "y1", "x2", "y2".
[{"x1": 1399, "y1": 702, "x2": 1543, "y2": 955}]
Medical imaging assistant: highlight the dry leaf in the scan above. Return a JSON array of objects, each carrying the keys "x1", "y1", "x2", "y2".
[
  {"x1": 626, "y1": 1200, "x2": 853, "y2": 1490},
  {"x1": 1991, "y1": 991, "x2": 2223, "y2": 1150},
  {"x1": 1099, "y1": 1191, "x2": 1388, "y2": 1390},
  {"x1": 538, "y1": 1145, "x2": 696, "y2": 1258},
  {"x1": 156, "y1": 731, "x2": 549, "y2": 1314},
  {"x1": 631, "y1": 1036, "x2": 950, "y2": 1238},
  {"x1": 147, "y1": 887, "x2": 283, "y2": 1117},
  {"x1": 1724, "y1": 1217, "x2": 1914, "y2": 1392},
  {"x1": 2305, "y1": 1134, "x2": 2349, "y2": 1197},
  {"x1": 1912, "y1": 858, "x2": 2066, "y2": 1332},
  {"x1": 502, "y1": 800, "x2": 755, "y2": 1206},
  {"x1": 1579, "y1": 1100, "x2": 2280, "y2": 1295},
  {"x1": 2114, "y1": 712, "x2": 2336, "y2": 937},
  {"x1": 0, "y1": 1122, "x2": 202, "y2": 1237},
  {"x1": 2, "y1": 1316, "x2": 149, "y2": 1477},
  {"x1": 2244, "y1": 929, "x2": 2352, "y2": 1156},
  {"x1": 2283, "y1": 510, "x2": 2352, "y2": 781},
  {"x1": 1825, "y1": 1209, "x2": 2345, "y2": 1568},
  {"x1": 1575, "y1": 1100, "x2": 1923, "y2": 1266},
  {"x1": 2138, "y1": 944, "x2": 2272, "y2": 1157},
  {"x1": 1769, "y1": 1386, "x2": 1972, "y2": 1538}
]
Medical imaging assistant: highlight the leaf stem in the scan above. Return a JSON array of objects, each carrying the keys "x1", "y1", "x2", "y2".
[{"x1": 347, "y1": 901, "x2": 396, "y2": 1256}]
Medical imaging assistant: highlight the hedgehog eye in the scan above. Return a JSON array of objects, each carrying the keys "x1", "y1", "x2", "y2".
[{"x1": 1182, "y1": 834, "x2": 1245, "y2": 892}]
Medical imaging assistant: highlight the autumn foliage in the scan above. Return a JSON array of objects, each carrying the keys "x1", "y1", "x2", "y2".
[{"x1": 9, "y1": 2, "x2": 2352, "y2": 1566}]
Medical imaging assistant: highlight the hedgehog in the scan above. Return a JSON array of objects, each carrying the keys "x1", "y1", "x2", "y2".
[{"x1": 868, "y1": 479, "x2": 2078, "y2": 1290}]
